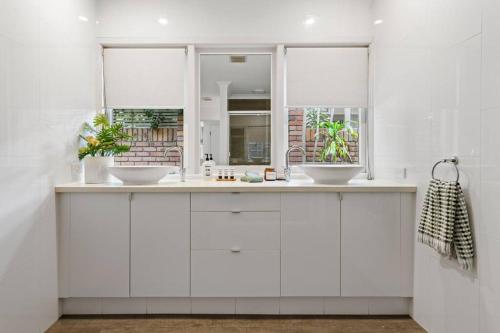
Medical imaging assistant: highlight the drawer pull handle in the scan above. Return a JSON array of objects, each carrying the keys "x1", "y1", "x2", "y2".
[
  {"x1": 230, "y1": 247, "x2": 241, "y2": 253},
  {"x1": 231, "y1": 209, "x2": 241, "y2": 213}
]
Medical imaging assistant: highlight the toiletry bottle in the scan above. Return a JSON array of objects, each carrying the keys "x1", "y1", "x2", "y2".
[
  {"x1": 264, "y1": 168, "x2": 277, "y2": 181},
  {"x1": 202, "y1": 154, "x2": 211, "y2": 179},
  {"x1": 276, "y1": 167, "x2": 286, "y2": 180}
]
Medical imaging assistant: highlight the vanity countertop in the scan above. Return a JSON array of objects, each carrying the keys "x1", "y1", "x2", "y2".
[{"x1": 55, "y1": 178, "x2": 417, "y2": 193}]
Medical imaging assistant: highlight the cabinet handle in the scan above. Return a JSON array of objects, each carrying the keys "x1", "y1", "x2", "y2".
[
  {"x1": 231, "y1": 209, "x2": 241, "y2": 213},
  {"x1": 230, "y1": 247, "x2": 241, "y2": 253}
]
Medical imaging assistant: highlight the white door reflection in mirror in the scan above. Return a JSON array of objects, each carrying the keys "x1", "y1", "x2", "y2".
[{"x1": 229, "y1": 112, "x2": 271, "y2": 165}]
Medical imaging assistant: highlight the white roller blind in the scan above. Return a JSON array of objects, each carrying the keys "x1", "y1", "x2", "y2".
[
  {"x1": 286, "y1": 47, "x2": 368, "y2": 107},
  {"x1": 104, "y1": 48, "x2": 185, "y2": 108}
]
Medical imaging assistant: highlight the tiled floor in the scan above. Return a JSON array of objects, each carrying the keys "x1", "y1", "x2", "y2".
[{"x1": 46, "y1": 315, "x2": 426, "y2": 333}]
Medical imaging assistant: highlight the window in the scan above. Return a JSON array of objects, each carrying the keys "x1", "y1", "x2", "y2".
[
  {"x1": 285, "y1": 47, "x2": 368, "y2": 172},
  {"x1": 102, "y1": 48, "x2": 186, "y2": 167},
  {"x1": 287, "y1": 107, "x2": 364, "y2": 166},
  {"x1": 112, "y1": 109, "x2": 181, "y2": 129},
  {"x1": 110, "y1": 109, "x2": 184, "y2": 166}
]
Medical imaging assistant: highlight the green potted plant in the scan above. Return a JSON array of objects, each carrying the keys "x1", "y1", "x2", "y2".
[{"x1": 78, "y1": 114, "x2": 132, "y2": 183}]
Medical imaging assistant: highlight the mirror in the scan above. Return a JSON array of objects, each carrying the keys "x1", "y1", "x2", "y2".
[{"x1": 200, "y1": 54, "x2": 271, "y2": 166}]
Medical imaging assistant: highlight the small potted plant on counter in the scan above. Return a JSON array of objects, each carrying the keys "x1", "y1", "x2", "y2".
[{"x1": 78, "y1": 113, "x2": 133, "y2": 183}]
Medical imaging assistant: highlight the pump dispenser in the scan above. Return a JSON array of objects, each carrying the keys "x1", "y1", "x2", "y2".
[
  {"x1": 202, "y1": 154, "x2": 212, "y2": 179},
  {"x1": 209, "y1": 154, "x2": 216, "y2": 168}
]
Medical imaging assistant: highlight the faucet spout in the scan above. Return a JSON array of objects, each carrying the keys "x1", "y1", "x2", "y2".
[
  {"x1": 285, "y1": 145, "x2": 306, "y2": 182},
  {"x1": 164, "y1": 146, "x2": 185, "y2": 182}
]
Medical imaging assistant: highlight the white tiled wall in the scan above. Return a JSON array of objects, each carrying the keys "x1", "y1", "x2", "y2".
[
  {"x1": 373, "y1": 0, "x2": 500, "y2": 332},
  {"x1": 95, "y1": 0, "x2": 372, "y2": 44},
  {"x1": 0, "y1": 0, "x2": 97, "y2": 332}
]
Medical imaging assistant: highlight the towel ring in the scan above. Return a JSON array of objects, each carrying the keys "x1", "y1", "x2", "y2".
[{"x1": 431, "y1": 156, "x2": 459, "y2": 182}]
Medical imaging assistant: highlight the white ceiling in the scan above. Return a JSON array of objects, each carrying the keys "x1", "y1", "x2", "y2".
[{"x1": 200, "y1": 54, "x2": 271, "y2": 97}]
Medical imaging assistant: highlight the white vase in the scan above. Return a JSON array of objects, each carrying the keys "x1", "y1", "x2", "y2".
[{"x1": 83, "y1": 156, "x2": 114, "y2": 184}]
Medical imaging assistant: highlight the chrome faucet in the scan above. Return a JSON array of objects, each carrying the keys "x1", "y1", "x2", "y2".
[
  {"x1": 164, "y1": 146, "x2": 185, "y2": 182},
  {"x1": 284, "y1": 145, "x2": 306, "y2": 182}
]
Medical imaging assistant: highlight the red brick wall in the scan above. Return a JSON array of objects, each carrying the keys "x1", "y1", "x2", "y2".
[
  {"x1": 288, "y1": 107, "x2": 359, "y2": 165},
  {"x1": 114, "y1": 115, "x2": 183, "y2": 166}
]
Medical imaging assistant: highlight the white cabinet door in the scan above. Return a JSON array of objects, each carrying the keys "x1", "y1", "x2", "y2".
[
  {"x1": 69, "y1": 193, "x2": 130, "y2": 297},
  {"x1": 281, "y1": 193, "x2": 341, "y2": 296},
  {"x1": 341, "y1": 193, "x2": 402, "y2": 296},
  {"x1": 130, "y1": 193, "x2": 190, "y2": 297}
]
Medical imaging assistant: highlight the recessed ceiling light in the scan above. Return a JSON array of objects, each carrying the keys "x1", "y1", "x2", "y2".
[
  {"x1": 158, "y1": 17, "x2": 168, "y2": 26},
  {"x1": 373, "y1": 19, "x2": 384, "y2": 25},
  {"x1": 78, "y1": 15, "x2": 89, "y2": 22},
  {"x1": 304, "y1": 17, "x2": 316, "y2": 26}
]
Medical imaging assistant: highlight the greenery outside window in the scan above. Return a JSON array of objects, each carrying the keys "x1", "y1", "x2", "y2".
[{"x1": 287, "y1": 107, "x2": 365, "y2": 168}]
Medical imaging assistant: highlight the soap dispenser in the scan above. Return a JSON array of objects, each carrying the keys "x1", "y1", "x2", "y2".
[{"x1": 202, "y1": 154, "x2": 212, "y2": 179}]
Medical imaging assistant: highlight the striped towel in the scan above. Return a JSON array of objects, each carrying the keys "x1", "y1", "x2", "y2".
[{"x1": 418, "y1": 179, "x2": 474, "y2": 270}]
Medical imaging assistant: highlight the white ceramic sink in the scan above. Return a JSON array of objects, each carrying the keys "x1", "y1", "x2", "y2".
[
  {"x1": 300, "y1": 164, "x2": 364, "y2": 184},
  {"x1": 108, "y1": 166, "x2": 173, "y2": 185}
]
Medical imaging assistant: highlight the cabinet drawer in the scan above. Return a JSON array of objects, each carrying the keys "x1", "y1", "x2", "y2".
[
  {"x1": 191, "y1": 212, "x2": 280, "y2": 250},
  {"x1": 191, "y1": 250, "x2": 280, "y2": 297},
  {"x1": 191, "y1": 193, "x2": 280, "y2": 212}
]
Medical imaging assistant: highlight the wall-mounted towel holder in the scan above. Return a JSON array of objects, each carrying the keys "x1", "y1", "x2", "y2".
[{"x1": 431, "y1": 156, "x2": 459, "y2": 182}]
